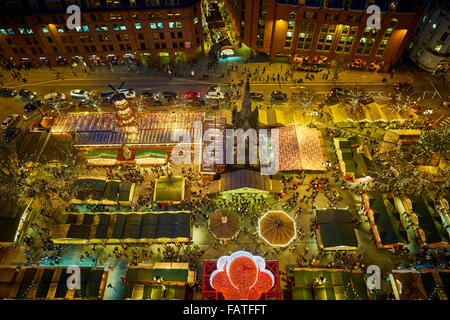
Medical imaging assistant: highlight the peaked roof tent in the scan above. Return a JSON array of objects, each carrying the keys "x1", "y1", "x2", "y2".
[{"x1": 209, "y1": 169, "x2": 280, "y2": 193}]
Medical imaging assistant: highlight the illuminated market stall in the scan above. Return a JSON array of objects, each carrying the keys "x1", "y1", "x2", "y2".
[
  {"x1": 122, "y1": 263, "x2": 196, "y2": 300},
  {"x1": 50, "y1": 211, "x2": 191, "y2": 244},
  {"x1": 208, "y1": 209, "x2": 240, "y2": 240},
  {"x1": 277, "y1": 126, "x2": 327, "y2": 172},
  {"x1": 292, "y1": 268, "x2": 369, "y2": 300},
  {"x1": 258, "y1": 211, "x2": 296, "y2": 247},
  {"x1": 363, "y1": 192, "x2": 408, "y2": 249},
  {"x1": 0, "y1": 266, "x2": 108, "y2": 300},
  {"x1": 315, "y1": 209, "x2": 359, "y2": 251}
]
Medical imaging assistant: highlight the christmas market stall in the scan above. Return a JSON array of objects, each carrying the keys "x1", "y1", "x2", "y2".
[
  {"x1": 208, "y1": 209, "x2": 240, "y2": 240},
  {"x1": 292, "y1": 268, "x2": 369, "y2": 300},
  {"x1": 277, "y1": 125, "x2": 327, "y2": 172},
  {"x1": 123, "y1": 263, "x2": 195, "y2": 300},
  {"x1": 315, "y1": 209, "x2": 359, "y2": 251},
  {"x1": 153, "y1": 176, "x2": 185, "y2": 204},
  {"x1": 402, "y1": 196, "x2": 450, "y2": 248},
  {"x1": 363, "y1": 191, "x2": 408, "y2": 249},
  {"x1": 50, "y1": 211, "x2": 191, "y2": 244},
  {"x1": 258, "y1": 211, "x2": 296, "y2": 246},
  {"x1": 1, "y1": 266, "x2": 107, "y2": 300}
]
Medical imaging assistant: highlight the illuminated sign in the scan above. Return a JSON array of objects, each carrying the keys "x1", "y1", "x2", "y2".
[{"x1": 209, "y1": 251, "x2": 274, "y2": 300}]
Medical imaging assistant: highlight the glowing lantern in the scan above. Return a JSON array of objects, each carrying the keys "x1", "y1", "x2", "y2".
[{"x1": 209, "y1": 251, "x2": 274, "y2": 300}]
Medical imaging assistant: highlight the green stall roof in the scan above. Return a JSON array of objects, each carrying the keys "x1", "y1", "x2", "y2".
[
  {"x1": 135, "y1": 149, "x2": 167, "y2": 159},
  {"x1": 86, "y1": 149, "x2": 118, "y2": 160}
]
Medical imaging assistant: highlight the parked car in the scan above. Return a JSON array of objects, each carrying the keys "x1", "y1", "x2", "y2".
[
  {"x1": 206, "y1": 90, "x2": 224, "y2": 100},
  {"x1": 250, "y1": 92, "x2": 265, "y2": 101},
  {"x1": 270, "y1": 91, "x2": 287, "y2": 102},
  {"x1": 19, "y1": 89, "x2": 37, "y2": 100},
  {"x1": 394, "y1": 82, "x2": 413, "y2": 93},
  {"x1": 1, "y1": 114, "x2": 20, "y2": 129},
  {"x1": 184, "y1": 91, "x2": 201, "y2": 100},
  {"x1": 3, "y1": 127, "x2": 20, "y2": 142},
  {"x1": 330, "y1": 87, "x2": 348, "y2": 97},
  {"x1": 44, "y1": 92, "x2": 66, "y2": 103},
  {"x1": 142, "y1": 91, "x2": 162, "y2": 104},
  {"x1": 325, "y1": 87, "x2": 349, "y2": 103},
  {"x1": 0, "y1": 88, "x2": 17, "y2": 97},
  {"x1": 162, "y1": 91, "x2": 177, "y2": 100},
  {"x1": 116, "y1": 89, "x2": 136, "y2": 99},
  {"x1": 70, "y1": 89, "x2": 90, "y2": 100},
  {"x1": 24, "y1": 102, "x2": 38, "y2": 112}
]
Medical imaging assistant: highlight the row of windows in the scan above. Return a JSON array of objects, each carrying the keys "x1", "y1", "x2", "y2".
[
  {"x1": 8, "y1": 40, "x2": 197, "y2": 55},
  {"x1": 2, "y1": 20, "x2": 186, "y2": 35},
  {"x1": 283, "y1": 22, "x2": 397, "y2": 57},
  {"x1": 0, "y1": 6, "x2": 197, "y2": 26}
]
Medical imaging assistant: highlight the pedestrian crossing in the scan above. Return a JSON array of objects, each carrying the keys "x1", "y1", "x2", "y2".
[{"x1": 434, "y1": 115, "x2": 450, "y2": 127}]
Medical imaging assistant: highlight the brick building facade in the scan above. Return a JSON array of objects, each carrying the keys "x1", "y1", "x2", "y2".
[
  {"x1": 224, "y1": 0, "x2": 424, "y2": 70},
  {"x1": 0, "y1": 0, "x2": 204, "y2": 67}
]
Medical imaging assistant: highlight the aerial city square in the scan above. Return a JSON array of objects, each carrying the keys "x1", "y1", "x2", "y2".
[{"x1": 0, "y1": 0, "x2": 449, "y2": 305}]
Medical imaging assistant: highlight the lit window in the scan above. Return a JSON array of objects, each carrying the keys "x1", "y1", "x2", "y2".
[
  {"x1": 18, "y1": 28, "x2": 25, "y2": 34},
  {"x1": 0, "y1": 29, "x2": 6, "y2": 35},
  {"x1": 150, "y1": 23, "x2": 156, "y2": 29},
  {"x1": 75, "y1": 25, "x2": 82, "y2": 32},
  {"x1": 194, "y1": 17, "x2": 198, "y2": 24},
  {"x1": 120, "y1": 25, "x2": 126, "y2": 30},
  {"x1": 83, "y1": 25, "x2": 89, "y2": 32},
  {"x1": 57, "y1": 26, "x2": 64, "y2": 33},
  {"x1": 42, "y1": 27, "x2": 49, "y2": 33},
  {"x1": 432, "y1": 24, "x2": 437, "y2": 29},
  {"x1": 169, "y1": 22, "x2": 175, "y2": 28},
  {"x1": 113, "y1": 25, "x2": 119, "y2": 31},
  {"x1": 135, "y1": 22, "x2": 141, "y2": 29},
  {"x1": 7, "y1": 28, "x2": 14, "y2": 35},
  {"x1": 176, "y1": 22, "x2": 182, "y2": 28},
  {"x1": 434, "y1": 44, "x2": 443, "y2": 52},
  {"x1": 102, "y1": 25, "x2": 108, "y2": 31},
  {"x1": 157, "y1": 22, "x2": 163, "y2": 29}
]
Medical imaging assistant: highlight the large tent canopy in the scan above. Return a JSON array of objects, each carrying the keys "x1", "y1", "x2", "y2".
[
  {"x1": 258, "y1": 211, "x2": 296, "y2": 246},
  {"x1": 208, "y1": 209, "x2": 240, "y2": 240}
]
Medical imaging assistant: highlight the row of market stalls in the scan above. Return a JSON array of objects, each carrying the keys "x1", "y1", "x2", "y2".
[
  {"x1": 86, "y1": 149, "x2": 165, "y2": 166},
  {"x1": 362, "y1": 191, "x2": 450, "y2": 249},
  {"x1": 49, "y1": 211, "x2": 191, "y2": 244},
  {"x1": 363, "y1": 192, "x2": 408, "y2": 249},
  {"x1": 329, "y1": 102, "x2": 418, "y2": 128},
  {"x1": 123, "y1": 263, "x2": 195, "y2": 300},
  {"x1": 292, "y1": 268, "x2": 369, "y2": 300},
  {"x1": 334, "y1": 136, "x2": 373, "y2": 183},
  {"x1": 0, "y1": 266, "x2": 107, "y2": 300},
  {"x1": 402, "y1": 195, "x2": 450, "y2": 248},
  {"x1": 71, "y1": 178, "x2": 135, "y2": 206},
  {"x1": 389, "y1": 270, "x2": 450, "y2": 300},
  {"x1": 50, "y1": 112, "x2": 204, "y2": 147}
]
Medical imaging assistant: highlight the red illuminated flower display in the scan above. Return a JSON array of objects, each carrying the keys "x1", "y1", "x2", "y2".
[{"x1": 209, "y1": 251, "x2": 275, "y2": 300}]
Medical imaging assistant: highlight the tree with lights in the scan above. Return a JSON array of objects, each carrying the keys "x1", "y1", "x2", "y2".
[{"x1": 372, "y1": 126, "x2": 450, "y2": 197}]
